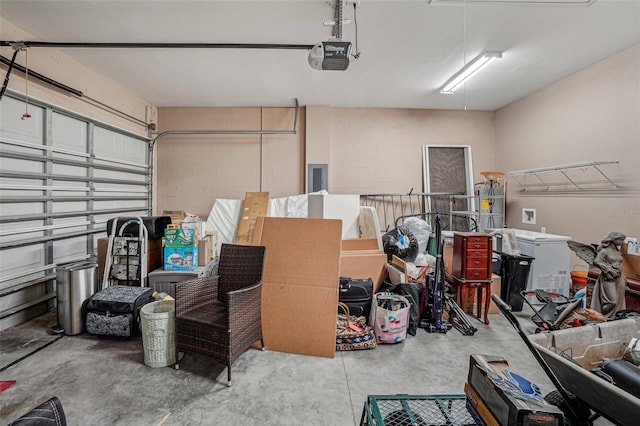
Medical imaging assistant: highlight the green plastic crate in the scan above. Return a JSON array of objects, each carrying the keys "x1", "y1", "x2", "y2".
[{"x1": 360, "y1": 394, "x2": 482, "y2": 426}]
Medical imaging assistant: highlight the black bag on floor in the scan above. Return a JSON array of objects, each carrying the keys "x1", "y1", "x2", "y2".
[
  {"x1": 9, "y1": 396, "x2": 67, "y2": 426},
  {"x1": 106, "y1": 216, "x2": 172, "y2": 239},
  {"x1": 396, "y1": 282, "x2": 425, "y2": 336},
  {"x1": 86, "y1": 285, "x2": 153, "y2": 337},
  {"x1": 339, "y1": 277, "x2": 374, "y2": 321}
]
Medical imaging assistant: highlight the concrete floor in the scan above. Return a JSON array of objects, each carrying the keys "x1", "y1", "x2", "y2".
[{"x1": 0, "y1": 307, "x2": 611, "y2": 426}]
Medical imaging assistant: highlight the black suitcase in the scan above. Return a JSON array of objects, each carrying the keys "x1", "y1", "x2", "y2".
[
  {"x1": 339, "y1": 277, "x2": 374, "y2": 320},
  {"x1": 86, "y1": 285, "x2": 153, "y2": 337},
  {"x1": 106, "y1": 216, "x2": 172, "y2": 240}
]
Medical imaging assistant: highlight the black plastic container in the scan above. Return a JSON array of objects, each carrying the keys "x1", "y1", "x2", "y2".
[
  {"x1": 594, "y1": 358, "x2": 640, "y2": 399},
  {"x1": 499, "y1": 253, "x2": 534, "y2": 312}
]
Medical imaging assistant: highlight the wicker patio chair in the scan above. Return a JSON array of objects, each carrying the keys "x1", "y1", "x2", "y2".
[{"x1": 174, "y1": 243, "x2": 266, "y2": 383}]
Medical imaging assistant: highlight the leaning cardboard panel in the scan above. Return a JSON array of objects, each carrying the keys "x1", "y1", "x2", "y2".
[
  {"x1": 254, "y1": 217, "x2": 342, "y2": 358},
  {"x1": 340, "y1": 249, "x2": 388, "y2": 292}
]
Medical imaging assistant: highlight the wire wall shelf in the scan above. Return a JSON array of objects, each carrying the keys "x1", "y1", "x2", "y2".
[{"x1": 507, "y1": 161, "x2": 632, "y2": 193}]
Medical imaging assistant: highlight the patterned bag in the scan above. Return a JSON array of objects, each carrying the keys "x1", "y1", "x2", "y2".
[
  {"x1": 336, "y1": 302, "x2": 377, "y2": 351},
  {"x1": 370, "y1": 292, "x2": 410, "y2": 344},
  {"x1": 86, "y1": 285, "x2": 153, "y2": 337}
]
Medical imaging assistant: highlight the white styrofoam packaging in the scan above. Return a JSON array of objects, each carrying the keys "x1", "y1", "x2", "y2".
[{"x1": 307, "y1": 194, "x2": 360, "y2": 238}]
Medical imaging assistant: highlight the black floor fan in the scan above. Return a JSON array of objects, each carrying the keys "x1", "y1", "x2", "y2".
[{"x1": 420, "y1": 215, "x2": 452, "y2": 333}]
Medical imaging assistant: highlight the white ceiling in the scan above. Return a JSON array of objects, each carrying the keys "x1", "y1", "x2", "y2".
[{"x1": 1, "y1": 0, "x2": 639, "y2": 111}]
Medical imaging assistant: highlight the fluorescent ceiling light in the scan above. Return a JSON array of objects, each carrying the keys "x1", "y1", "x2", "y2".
[
  {"x1": 429, "y1": 0, "x2": 597, "y2": 5},
  {"x1": 440, "y1": 51, "x2": 502, "y2": 94}
]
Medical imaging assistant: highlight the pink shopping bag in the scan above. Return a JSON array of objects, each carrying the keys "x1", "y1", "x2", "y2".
[{"x1": 370, "y1": 293, "x2": 410, "y2": 344}]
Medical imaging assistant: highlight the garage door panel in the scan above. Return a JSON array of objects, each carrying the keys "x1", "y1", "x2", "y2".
[
  {"x1": 0, "y1": 220, "x2": 45, "y2": 242},
  {"x1": 93, "y1": 169, "x2": 146, "y2": 182},
  {"x1": 94, "y1": 127, "x2": 147, "y2": 162},
  {"x1": 0, "y1": 97, "x2": 45, "y2": 145},
  {"x1": 52, "y1": 236, "x2": 89, "y2": 263},
  {"x1": 0, "y1": 284, "x2": 49, "y2": 315},
  {"x1": 52, "y1": 112, "x2": 88, "y2": 152},
  {"x1": 0, "y1": 157, "x2": 44, "y2": 174},
  {"x1": 0, "y1": 93, "x2": 150, "y2": 331},
  {"x1": 0, "y1": 202, "x2": 44, "y2": 216},
  {"x1": 52, "y1": 201, "x2": 87, "y2": 214},
  {"x1": 0, "y1": 244, "x2": 46, "y2": 279},
  {"x1": 51, "y1": 163, "x2": 88, "y2": 177},
  {"x1": 1, "y1": 302, "x2": 49, "y2": 330}
]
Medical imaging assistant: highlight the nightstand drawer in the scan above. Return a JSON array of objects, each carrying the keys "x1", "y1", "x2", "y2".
[
  {"x1": 466, "y1": 248, "x2": 489, "y2": 258},
  {"x1": 465, "y1": 240, "x2": 489, "y2": 250},
  {"x1": 464, "y1": 268, "x2": 490, "y2": 280},
  {"x1": 465, "y1": 256, "x2": 489, "y2": 269}
]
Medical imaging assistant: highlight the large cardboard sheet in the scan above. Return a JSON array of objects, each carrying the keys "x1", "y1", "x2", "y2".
[{"x1": 255, "y1": 217, "x2": 342, "y2": 358}]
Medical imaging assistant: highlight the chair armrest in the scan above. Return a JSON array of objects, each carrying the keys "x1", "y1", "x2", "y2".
[
  {"x1": 227, "y1": 281, "x2": 263, "y2": 332},
  {"x1": 175, "y1": 275, "x2": 219, "y2": 317}
]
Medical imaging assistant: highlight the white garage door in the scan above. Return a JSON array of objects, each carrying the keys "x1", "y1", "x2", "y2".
[{"x1": 0, "y1": 94, "x2": 151, "y2": 331}]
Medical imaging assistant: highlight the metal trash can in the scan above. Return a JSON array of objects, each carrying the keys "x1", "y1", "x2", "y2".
[{"x1": 56, "y1": 260, "x2": 98, "y2": 335}]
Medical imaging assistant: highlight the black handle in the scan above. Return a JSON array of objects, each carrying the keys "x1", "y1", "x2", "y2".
[{"x1": 491, "y1": 294, "x2": 512, "y2": 314}]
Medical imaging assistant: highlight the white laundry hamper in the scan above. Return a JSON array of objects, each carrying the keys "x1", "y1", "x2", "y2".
[{"x1": 141, "y1": 300, "x2": 176, "y2": 368}]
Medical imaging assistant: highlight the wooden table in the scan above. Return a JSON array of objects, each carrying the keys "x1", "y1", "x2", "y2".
[{"x1": 449, "y1": 274, "x2": 492, "y2": 325}]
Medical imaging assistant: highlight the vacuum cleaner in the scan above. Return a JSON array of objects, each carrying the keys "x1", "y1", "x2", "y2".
[{"x1": 420, "y1": 215, "x2": 453, "y2": 334}]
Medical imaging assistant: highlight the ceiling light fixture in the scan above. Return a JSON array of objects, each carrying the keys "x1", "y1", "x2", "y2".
[{"x1": 440, "y1": 51, "x2": 502, "y2": 94}]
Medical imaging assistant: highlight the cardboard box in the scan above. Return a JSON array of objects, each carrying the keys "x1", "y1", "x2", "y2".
[
  {"x1": 341, "y1": 238, "x2": 379, "y2": 251},
  {"x1": 252, "y1": 217, "x2": 342, "y2": 358},
  {"x1": 164, "y1": 227, "x2": 196, "y2": 247},
  {"x1": 164, "y1": 245, "x2": 199, "y2": 271},
  {"x1": 489, "y1": 274, "x2": 501, "y2": 314},
  {"x1": 464, "y1": 382, "x2": 499, "y2": 426},
  {"x1": 468, "y1": 354, "x2": 564, "y2": 426},
  {"x1": 622, "y1": 242, "x2": 640, "y2": 280},
  {"x1": 163, "y1": 210, "x2": 185, "y2": 225},
  {"x1": 207, "y1": 230, "x2": 219, "y2": 260},
  {"x1": 197, "y1": 236, "x2": 214, "y2": 266},
  {"x1": 97, "y1": 237, "x2": 163, "y2": 280},
  {"x1": 182, "y1": 220, "x2": 206, "y2": 240},
  {"x1": 340, "y1": 249, "x2": 388, "y2": 293},
  {"x1": 463, "y1": 273, "x2": 501, "y2": 315},
  {"x1": 444, "y1": 244, "x2": 453, "y2": 276}
]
